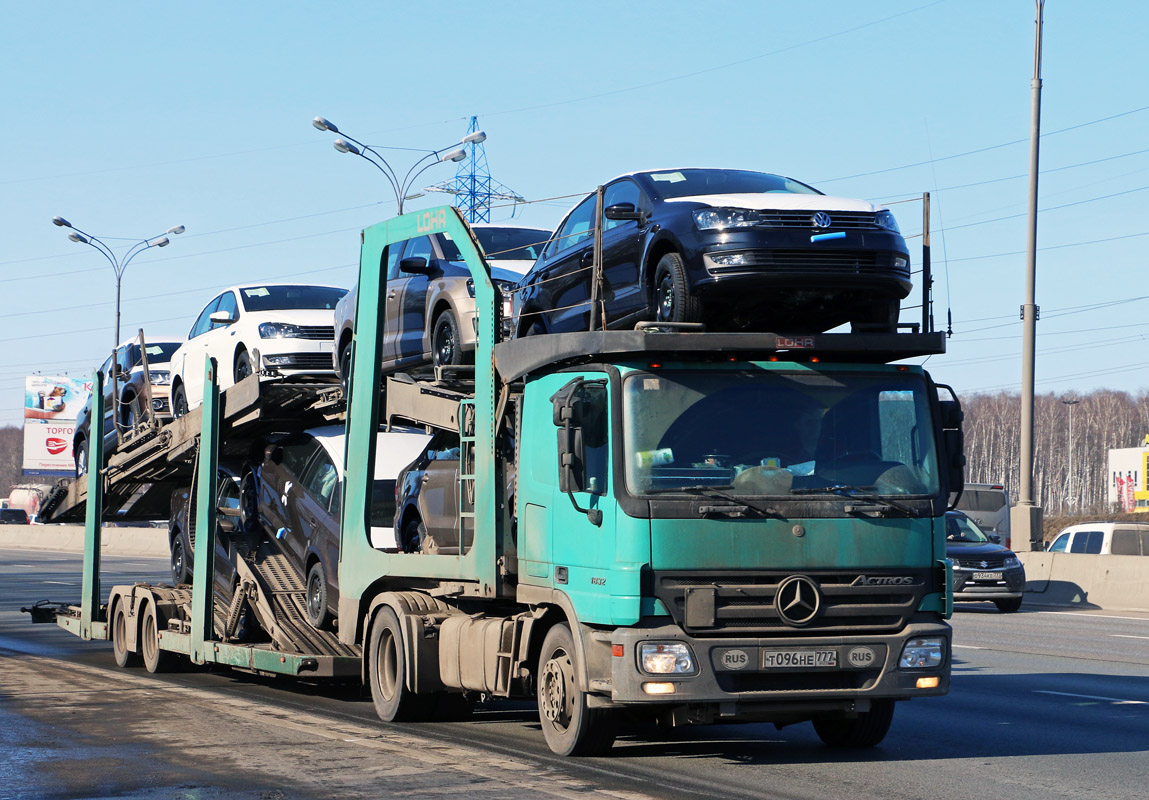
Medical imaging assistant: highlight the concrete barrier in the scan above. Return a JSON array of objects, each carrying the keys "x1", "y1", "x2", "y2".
[
  {"x1": 1019, "y1": 552, "x2": 1149, "y2": 612},
  {"x1": 0, "y1": 525, "x2": 169, "y2": 558}
]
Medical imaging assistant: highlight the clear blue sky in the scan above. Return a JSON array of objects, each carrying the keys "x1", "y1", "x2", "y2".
[{"x1": 2, "y1": 1, "x2": 1147, "y2": 427}]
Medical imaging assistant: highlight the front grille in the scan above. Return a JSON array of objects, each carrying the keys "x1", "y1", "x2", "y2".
[
  {"x1": 756, "y1": 212, "x2": 880, "y2": 230},
  {"x1": 952, "y1": 553, "x2": 1008, "y2": 569},
  {"x1": 653, "y1": 570, "x2": 930, "y2": 637},
  {"x1": 707, "y1": 250, "x2": 902, "y2": 276},
  {"x1": 278, "y1": 353, "x2": 335, "y2": 370},
  {"x1": 296, "y1": 325, "x2": 335, "y2": 341}
]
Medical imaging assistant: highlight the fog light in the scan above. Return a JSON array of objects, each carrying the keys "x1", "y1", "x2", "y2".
[
  {"x1": 639, "y1": 642, "x2": 696, "y2": 674},
  {"x1": 710, "y1": 253, "x2": 752, "y2": 267},
  {"x1": 642, "y1": 682, "x2": 677, "y2": 695},
  {"x1": 900, "y1": 637, "x2": 945, "y2": 668},
  {"x1": 894, "y1": 257, "x2": 908, "y2": 269},
  {"x1": 263, "y1": 355, "x2": 291, "y2": 366},
  {"x1": 916, "y1": 676, "x2": 940, "y2": 689}
]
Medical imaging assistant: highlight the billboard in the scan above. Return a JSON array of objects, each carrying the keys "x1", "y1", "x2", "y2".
[{"x1": 23, "y1": 375, "x2": 90, "y2": 473}]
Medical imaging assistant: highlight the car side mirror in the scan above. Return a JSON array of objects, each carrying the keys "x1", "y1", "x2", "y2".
[
  {"x1": 209, "y1": 310, "x2": 237, "y2": 325},
  {"x1": 265, "y1": 444, "x2": 283, "y2": 465},
  {"x1": 987, "y1": 532, "x2": 1001, "y2": 544},
  {"x1": 399, "y1": 257, "x2": 433, "y2": 275},
  {"x1": 604, "y1": 202, "x2": 645, "y2": 223}
]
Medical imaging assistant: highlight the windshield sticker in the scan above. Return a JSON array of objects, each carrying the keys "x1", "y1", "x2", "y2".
[
  {"x1": 642, "y1": 378, "x2": 661, "y2": 391},
  {"x1": 145, "y1": 346, "x2": 165, "y2": 355},
  {"x1": 243, "y1": 287, "x2": 270, "y2": 298},
  {"x1": 879, "y1": 390, "x2": 915, "y2": 402},
  {"x1": 650, "y1": 171, "x2": 686, "y2": 183}
]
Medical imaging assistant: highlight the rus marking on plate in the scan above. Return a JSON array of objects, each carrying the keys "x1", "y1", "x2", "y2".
[{"x1": 720, "y1": 649, "x2": 750, "y2": 670}]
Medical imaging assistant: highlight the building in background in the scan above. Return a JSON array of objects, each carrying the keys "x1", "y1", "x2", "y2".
[{"x1": 1107, "y1": 436, "x2": 1149, "y2": 513}]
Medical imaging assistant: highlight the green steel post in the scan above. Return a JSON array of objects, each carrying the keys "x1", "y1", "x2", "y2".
[
  {"x1": 80, "y1": 368, "x2": 105, "y2": 639},
  {"x1": 190, "y1": 356, "x2": 220, "y2": 663}
]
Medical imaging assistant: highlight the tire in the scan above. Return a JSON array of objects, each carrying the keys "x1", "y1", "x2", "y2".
[
  {"x1": 432, "y1": 311, "x2": 464, "y2": 367},
  {"x1": 170, "y1": 535, "x2": 191, "y2": 585},
  {"x1": 305, "y1": 561, "x2": 331, "y2": 629},
  {"x1": 235, "y1": 350, "x2": 253, "y2": 383},
  {"x1": 813, "y1": 699, "x2": 895, "y2": 748},
  {"x1": 994, "y1": 597, "x2": 1023, "y2": 613},
  {"x1": 172, "y1": 383, "x2": 189, "y2": 418},
  {"x1": 368, "y1": 607, "x2": 433, "y2": 722},
  {"x1": 111, "y1": 603, "x2": 140, "y2": 668},
  {"x1": 536, "y1": 623, "x2": 616, "y2": 756},
  {"x1": 652, "y1": 252, "x2": 702, "y2": 325},
  {"x1": 402, "y1": 517, "x2": 427, "y2": 554},
  {"x1": 75, "y1": 438, "x2": 88, "y2": 478},
  {"x1": 141, "y1": 602, "x2": 176, "y2": 674},
  {"x1": 851, "y1": 300, "x2": 900, "y2": 334},
  {"x1": 338, "y1": 342, "x2": 352, "y2": 397}
]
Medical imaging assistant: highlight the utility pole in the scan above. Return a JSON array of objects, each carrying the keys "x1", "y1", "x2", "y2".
[{"x1": 1012, "y1": 0, "x2": 1046, "y2": 551}]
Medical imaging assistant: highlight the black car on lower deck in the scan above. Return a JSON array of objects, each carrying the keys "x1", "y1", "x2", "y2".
[
  {"x1": 513, "y1": 168, "x2": 911, "y2": 336},
  {"x1": 946, "y1": 510, "x2": 1026, "y2": 612}
]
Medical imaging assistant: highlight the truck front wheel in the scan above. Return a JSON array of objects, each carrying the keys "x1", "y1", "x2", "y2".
[
  {"x1": 368, "y1": 607, "x2": 432, "y2": 722},
  {"x1": 813, "y1": 699, "x2": 895, "y2": 748},
  {"x1": 536, "y1": 623, "x2": 616, "y2": 756}
]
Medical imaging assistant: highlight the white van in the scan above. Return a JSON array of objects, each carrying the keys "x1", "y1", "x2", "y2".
[
  {"x1": 954, "y1": 483, "x2": 1011, "y2": 547},
  {"x1": 1046, "y1": 522, "x2": 1149, "y2": 555}
]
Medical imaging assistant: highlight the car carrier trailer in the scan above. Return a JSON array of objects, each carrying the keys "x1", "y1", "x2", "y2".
[{"x1": 28, "y1": 205, "x2": 962, "y2": 757}]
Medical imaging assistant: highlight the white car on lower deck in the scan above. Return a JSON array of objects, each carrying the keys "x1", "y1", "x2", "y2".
[{"x1": 169, "y1": 283, "x2": 348, "y2": 414}]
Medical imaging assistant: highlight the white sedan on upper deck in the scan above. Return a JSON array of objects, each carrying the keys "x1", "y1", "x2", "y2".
[{"x1": 169, "y1": 283, "x2": 348, "y2": 415}]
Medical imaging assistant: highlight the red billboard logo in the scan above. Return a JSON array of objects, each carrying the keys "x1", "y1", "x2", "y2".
[{"x1": 45, "y1": 437, "x2": 69, "y2": 455}]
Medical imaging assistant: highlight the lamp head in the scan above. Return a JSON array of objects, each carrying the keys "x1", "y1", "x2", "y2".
[
  {"x1": 167, "y1": 225, "x2": 186, "y2": 235},
  {"x1": 443, "y1": 148, "x2": 467, "y2": 163},
  {"x1": 155, "y1": 237, "x2": 171, "y2": 248},
  {"x1": 52, "y1": 216, "x2": 72, "y2": 228},
  {"x1": 333, "y1": 138, "x2": 360, "y2": 155},
  {"x1": 68, "y1": 232, "x2": 88, "y2": 244},
  {"x1": 313, "y1": 116, "x2": 339, "y2": 133},
  {"x1": 460, "y1": 130, "x2": 486, "y2": 145}
]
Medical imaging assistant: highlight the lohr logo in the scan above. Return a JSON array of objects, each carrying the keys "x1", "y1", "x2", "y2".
[
  {"x1": 416, "y1": 208, "x2": 448, "y2": 233},
  {"x1": 720, "y1": 649, "x2": 750, "y2": 670},
  {"x1": 778, "y1": 336, "x2": 815, "y2": 349}
]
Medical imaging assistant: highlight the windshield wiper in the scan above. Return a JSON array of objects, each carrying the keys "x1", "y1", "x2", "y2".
[
  {"x1": 647, "y1": 485, "x2": 780, "y2": 518},
  {"x1": 790, "y1": 484, "x2": 916, "y2": 517}
]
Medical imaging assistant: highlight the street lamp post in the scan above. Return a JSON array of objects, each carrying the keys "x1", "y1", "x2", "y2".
[
  {"x1": 312, "y1": 116, "x2": 480, "y2": 213},
  {"x1": 1062, "y1": 398, "x2": 1080, "y2": 510}
]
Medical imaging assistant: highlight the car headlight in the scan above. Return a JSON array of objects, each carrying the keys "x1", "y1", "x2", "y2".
[
  {"x1": 639, "y1": 642, "x2": 696, "y2": 674},
  {"x1": 693, "y1": 207, "x2": 759, "y2": 231},
  {"x1": 148, "y1": 370, "x2": 170, "y2": 385},
  {"x1": 875, "y1": 210, "x2": 901, "y2": 233},
  {"x1": 1004, "y1": 555, "x2": 1021, "y2": 569},
  {"x1": 259, "y1": 322, "x2": 304, "y2": 339},
  {"x1": 899, "y1": 636, "x2": 945, "y2": 669}
]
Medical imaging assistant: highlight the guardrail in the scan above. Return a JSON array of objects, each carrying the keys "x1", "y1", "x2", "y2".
[{"x1": 1018, "y1": 552, "x2": 1149, "y2": 612}]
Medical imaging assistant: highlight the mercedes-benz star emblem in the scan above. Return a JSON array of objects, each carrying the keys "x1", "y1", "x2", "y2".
[
  {"x1": 775, "y1": 575, "x2": 821, "y2": 627},
  {"x1": 811, "y1": 212, "x2": 832, "y2": 229}
]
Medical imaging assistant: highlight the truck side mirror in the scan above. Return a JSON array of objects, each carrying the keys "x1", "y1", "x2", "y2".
[
  {"x1": 936, "y1": 386, "x2": 965, "y2": 506},
  {"x1": 551, "y1": 378, "x2": 608, "y2": 525}
]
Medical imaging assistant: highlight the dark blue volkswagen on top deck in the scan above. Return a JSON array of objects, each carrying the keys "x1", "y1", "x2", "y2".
[{"x1": 512, "y1": 168, "x2": 911, "y2": 336}]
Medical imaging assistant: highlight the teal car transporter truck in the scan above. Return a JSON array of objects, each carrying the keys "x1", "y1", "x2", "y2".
[{"x1": 32, "y1": 206, "x2": 961, "y2": 757}]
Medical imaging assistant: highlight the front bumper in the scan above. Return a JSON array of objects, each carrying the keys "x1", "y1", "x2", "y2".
[
  {"x1": 953, "y1": 566, "x2": 1026, "y2": 600},
  {"x1": 258, "y1": 340, "x2": 337, "y2": 376},
  {"x1": 602, "y1": 620, "x2": 949, "y2": 718}
]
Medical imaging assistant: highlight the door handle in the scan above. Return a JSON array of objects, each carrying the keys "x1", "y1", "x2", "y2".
[{"x1": 388, "y1": 290, "x2": 398, "y2": 299}]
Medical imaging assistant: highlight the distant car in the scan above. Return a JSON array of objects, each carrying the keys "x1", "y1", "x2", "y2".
[
  {"x1": 1046, "y1": 522, "x2": 1149, "y2": 556},
  {"x1": 953, "y1": 483, "x2": 1011, "y2": 547},
  {"x1": 0, "y1": 508, "x2": 30, "y2": 525},
  {"x1": 394, "y1": 431, "x2": 466, "y2": 554},
  {"x1": 947, "y1": 511, "x2": 1026, "y2": 612},
  {"x1": 333, "y1": 224, "x2": 551, "y2": 390},
  {"x1": 169, "y1": 284, "x2": 347, "y2": 416},
  {"x1": 73, "y1": 338, "x2": 183, "y2": 476},
  {"x1": 253, "y1": 425, "x2": 433, "y2": 628},
  {"x1": 513, "y1": 168, "x2": 911, "y2": 336}
]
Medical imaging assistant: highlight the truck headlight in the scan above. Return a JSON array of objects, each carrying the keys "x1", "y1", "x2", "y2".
[
  {"x1": 259, "y1": 322, "x2": 304, "y2": 339},
  {"x1": 899, "y1": 637, "x2": 945, "y2": 669},
  {"x1": 875, "y1": 209, "x2": 901, "y2": 233},
  {"x1": 693, "y1": 207, "x2": 758, "y2": 231},
  {"x1": 639, "y1": 642, "x2": 696, "y2": 674}
]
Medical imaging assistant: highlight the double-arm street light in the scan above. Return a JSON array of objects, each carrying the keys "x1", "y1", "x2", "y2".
[
  {"x1": 51, "y1": 217, "x2": 185, "y2": 349},
  {"x1": 312, "y1": 116, "x2": 484, "y2": 214}
]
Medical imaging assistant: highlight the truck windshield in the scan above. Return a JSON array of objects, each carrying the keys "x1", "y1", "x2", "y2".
[{"x1": 622, "y1": 368, "x2": 939, "y2": 498}]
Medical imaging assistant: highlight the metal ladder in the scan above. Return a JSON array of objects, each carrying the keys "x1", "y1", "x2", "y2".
[{"x1": 457, "y1": 399, "x2": 476, "y2": 552}]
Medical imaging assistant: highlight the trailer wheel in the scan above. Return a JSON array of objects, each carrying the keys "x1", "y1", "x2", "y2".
[
  {"x1": 305, "y1": 562, "x2": 331, "y2": 629},
  {"x1": 141, "y1": 603, "x2": 176, "y2": 674},
  {"x1": 537, "y1": 623, "x2": 616, "y2": 756},
  {"x1": 653, "y1": 252, "x2": 702, "y2": 325},
  {"x1": 111, "y1": 603, "x2": 140, "y2": 668},
  {"x1": 368, "y1": 607, "x2": 432, "y2": 722},
  {"x1": 813, "y1": 699, "x2": 895, "y2": 748}
]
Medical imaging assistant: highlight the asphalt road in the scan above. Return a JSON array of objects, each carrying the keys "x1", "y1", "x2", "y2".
[{"x1": 2, "y1": 547, "x2": 1148, "y2": 800}]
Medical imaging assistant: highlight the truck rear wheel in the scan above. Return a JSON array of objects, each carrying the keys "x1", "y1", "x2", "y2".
[
  {"x1": 813, "y1": 699, "x2": 895, "y2": 748},
  {"x1": 140, "y1": 603, "x2": 176, "y2": 674},
  {"x1": 111, "y1": 603, "x2": 140, "y2": 668},
  {"x1": 368, "y1": 607, "x2": 432, "y2": 722},
  {"x1": 537, "y1": 623, "x2": 616, "y2": 756}
]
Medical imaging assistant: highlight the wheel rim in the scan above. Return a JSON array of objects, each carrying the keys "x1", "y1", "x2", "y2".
[
  {"x1": 540, "y1": 648, "x2": 574, "y2": 729},
  {"x1": 114, "y1": 609, "x2": 126, "y2": 655},
  {"x1": 377, "y1": 627, "x2": 399, "y2": 701},
  {"x1": 236, "y1": 355, "x2": 252, "y2": 382},
  {"x1": 172, "y1": 542, "x2": 184, "y2": 582},
  {"x1": 340, "y1": 348, "x2": 351, "y2": 393},
  {"x1": 656, "y1": 273, "x2": 675, "y2": 320},
  {"x1": 307, "y1": 572, "x2": 322, "y2": 620},
  {"x1": 435, "y1": 323, "x2": 455, "y2": 365},
  {"x1": 76, "y1": 443, "x2": 87, "y2": 476}
]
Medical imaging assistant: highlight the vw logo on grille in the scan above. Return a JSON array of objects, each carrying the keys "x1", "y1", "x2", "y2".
[
  {"x1": 775, "y1": 574, "x2": 821, "y2": 627},
  {"x1": 811, "y1": 212, "x2": 832, "y2": 229}
]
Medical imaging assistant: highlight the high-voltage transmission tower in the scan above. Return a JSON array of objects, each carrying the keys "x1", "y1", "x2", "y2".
[{"x1": 425, "y1": 116, "x2": 525, "y2": 222}]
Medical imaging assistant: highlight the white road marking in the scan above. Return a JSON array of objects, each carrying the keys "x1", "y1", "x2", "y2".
[
  {"x1": 1112, "y1": 634, "x2": 1149, "y2": 640},
  {"x1": 1032, "y1": 610, "x2": 1149, "y2": 622},
  {"x1": 952, "y1": 644, "x2": 985, "y2": 649},
  {"x1": 1034, "y1": 690, "x2": 1146, "y2": 705},
  {"x1": 43, "y1": 581, "x2": 75, "y2": 585}
]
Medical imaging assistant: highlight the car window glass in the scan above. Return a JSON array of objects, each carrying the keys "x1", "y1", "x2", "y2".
[
  {"x1": 437, "y1": 233, "x2": 463, "y2": 262},
  {"x1": 302, "y1": 448, "x2": 339, "y2": 510},
  {"x1": 1141, "y1": 531, "x2": 1149, "y2": 556},
  {"x1": 370, "y1": 479, "x2": 396, "y2": 527},
  {"x1": 1111, "y1": 530, "x2": 1139, "y2": 555},
  {"x1": 554, "y1": 195, "x2": 598, "y2": 255},
  {"x1": 190, "y1": 295, "x2": 223, "y2": 339},
  {"x1": 404, "y1": 236, "x2": 435, "y2": 265},
  {"x1": 213, "y1": 291, "x2": 238, "y2": 328},
  {"x1": 1048, "y1": 533, "x2": 1069, "y2": 552},
  {"x1": 281, "y1": 439, "x2": 320, "y2": 480},
  {"x1": 383, "y1": 244, "x2": 401, "y2": 280},
  {"x1": 218, "y1": 475, "x2": 241, "y2": 511},
  {"x1": 98, "y1": 355, "x2": 114, "y2": 381},
  {"x1": 603, "y1": 180, "x2": 642, "y2": 232}
]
